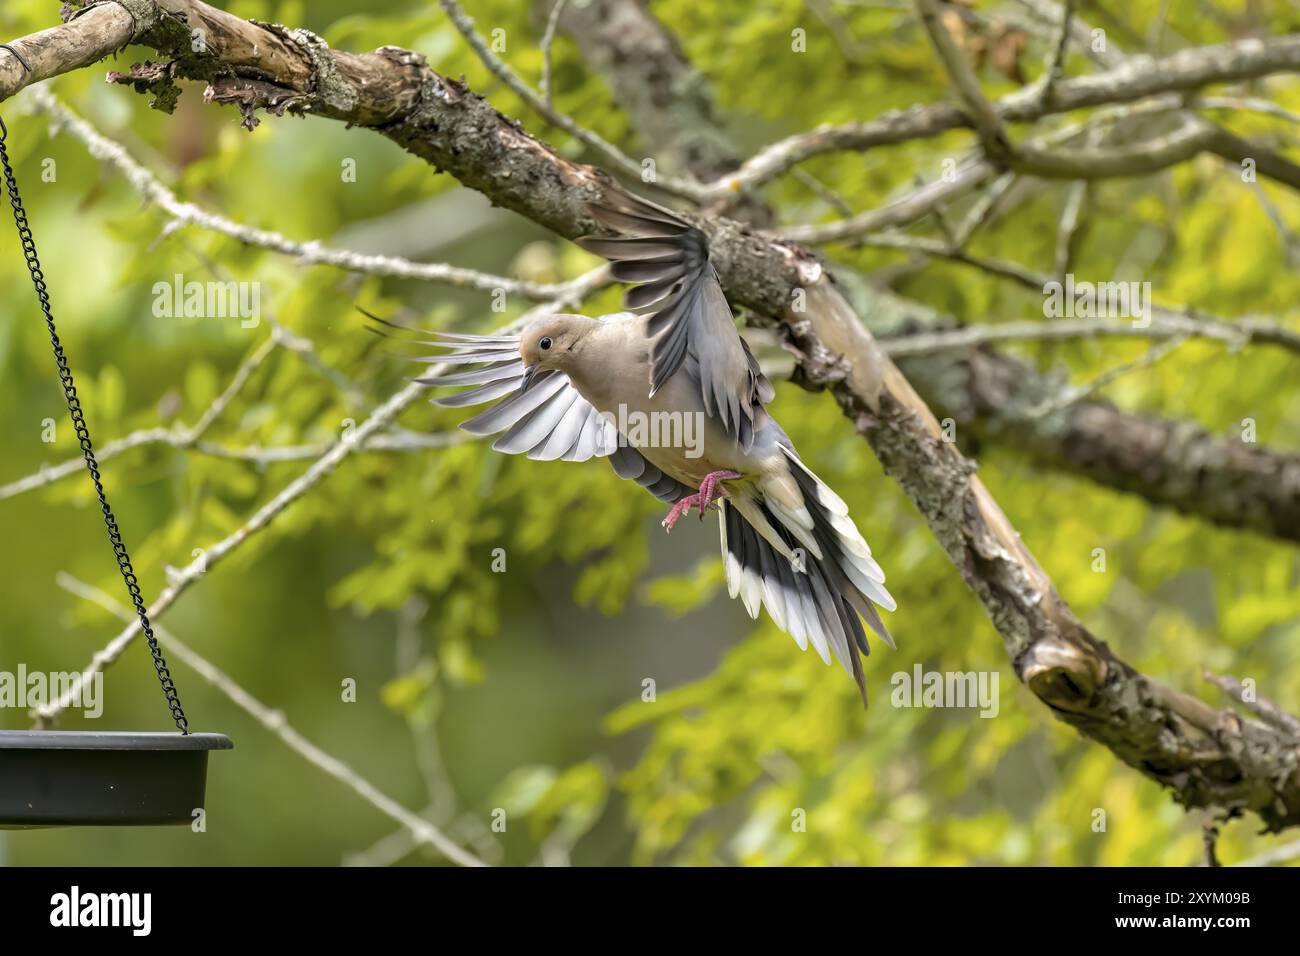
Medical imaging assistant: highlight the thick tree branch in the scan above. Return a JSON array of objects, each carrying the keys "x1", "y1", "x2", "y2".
[
  {"x1": 553, "y1": 0, "x2": 1300, "y2": 549},
  {"x1": 892, "y1": 315, "x2": 1300, "y2": 545},
  {"x1": 26, "y1": 87, "x2": 580, "y2": 299},
  {"x1": 0, "y1": 2, "x2": 137, "y2": 101},
  {"x1": 10, "y1": 0, "x2": 1300, "y2": 832}
]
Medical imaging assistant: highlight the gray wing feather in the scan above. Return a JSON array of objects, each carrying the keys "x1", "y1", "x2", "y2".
[
  {"x1": 534, "y1": 397, "x2": 592, "y2": 461},
  {"x1": 493, "y1": 386, "x2": 582, "y2": 454},
  {"x1": 409, "y1": 331, "x2": 622, "y2": 464},
  {"x1": 608, "y1": 445, "x2": 693, "y2": 504},
  {"x1": 422, "y1": 361, "x2": 523, "y2": 387},
  {"x1": 433, "y1": 377, "x2": 522, "y2": 408},
  {"x1": 563, "y1": 406, "x2": 606, "y2": 462},
  {"x1": 577, "y1": 189, "x2": 773, "y2": 451},
  {"x1": 385, "y1": 325, "x2": 693, "y2": 497},
  {"x1": 461, "y1": 371, "x2": 567, "y2": 434},
  {"x1": 416, "y1": 346, "x2": 520, "y2": 364}
]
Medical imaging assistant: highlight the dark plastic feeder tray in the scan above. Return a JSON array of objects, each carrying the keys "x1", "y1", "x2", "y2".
[{"x1": 0, "y1": 731, "x2": 233, "y2": 828}]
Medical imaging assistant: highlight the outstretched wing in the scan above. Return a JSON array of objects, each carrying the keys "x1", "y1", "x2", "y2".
[
  {"x1": 411, "y1": 331, "x2": 619, "y2": 462},
  {"x1": 398, "y1": 327, "x2": 694, "y2": 504},
  {"x1": 577, "y1": 190, "x2": 774, "y2": 452}
]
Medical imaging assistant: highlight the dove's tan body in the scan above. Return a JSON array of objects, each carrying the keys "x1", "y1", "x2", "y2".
[
  {"x1": 429, "y1": 189, "x2": 896, "y2": 705},
  {"x1": 544, "y1": 314, "x2": 818, "y2": 557},
  {"x1": 561, "y1": 315, "x2": 780, "y2": 487}
]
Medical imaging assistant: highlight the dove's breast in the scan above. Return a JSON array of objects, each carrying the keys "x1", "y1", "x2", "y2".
[{"x1": 566, "y1": 320, "x2": 779, "y2": 487}]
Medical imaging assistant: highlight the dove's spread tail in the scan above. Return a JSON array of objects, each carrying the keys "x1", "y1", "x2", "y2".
[{"x1": 719, "y1": 446, "x2": 895, "y2": 707}]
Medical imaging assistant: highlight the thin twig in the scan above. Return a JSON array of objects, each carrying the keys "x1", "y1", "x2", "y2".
[
  {"x1": 1192, "y1": 95, "x2": 1300, "y2": 126},
  {"x1": 1246, "y1": 179, "x2": 1300, "y2": 266},
  {"x1": 1203, "y1": 818, "x2": 1222, "y2": 867},
  {"x1": 953, "y1": 171, "x2": 1017, "y2": 247},
  {"x1": 854, "y1": 231, "x2": 1300, "y2": 357},
  {"x1": 27, "y1": 88, "x2": 568, "y2": 300},
  {"x1": 1, "y1": 335, "x2": 277, "y2": 501},
  {"x1": 1052, "y1": 125, "x2": 1100, "y2": 280},
  {"x1": 791, "y1": 168, "x2": 856, "y2": 217},
  {"x1": 539, "y1": 0, "x2": 570, "y2": 109},
  {"x1": 1233, "y1": 839, "x2": 1300, "y2": 867},
  {"x1": 913, "y1": 0, "x2": 1012, "y2": 161},
  {"x1": 1026, "y1": 334, "x2": 1189, "y2": 417},
  {"x1": 882, "y1": 318, "x2": 1234, "y2": 355},
  {"x1": 189, "y1": 336, "x2": 278, "y2": 436},
  {"x1": 1206, "y1": 672, "x2": 1300, "y2": 737},
  {"x1": 55, "y1": 573, "x2": 489, "y2": 868},
  {"x1": 31, "y1": 271, "x2": 606, "y2": 725},
  {"x1": 437, "y1": 0, "x2": 704, "y2": 201},
  {"x1": 1147, "y1": 0, "x2": 1171, "y2": 54},
  {"x1": 1039, "y1": 0, "x2": 1074, "y2": 106},
  {"x1": 1053, "y1": 179, "x2": 1086, "y2": 279}
]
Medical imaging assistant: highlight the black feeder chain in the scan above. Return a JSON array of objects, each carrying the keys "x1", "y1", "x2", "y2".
[{"x1": 0, "y1": 110, "x2": 189, "y2": 734}]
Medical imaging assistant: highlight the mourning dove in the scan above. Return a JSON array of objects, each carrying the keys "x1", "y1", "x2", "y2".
[{"x1": 407, "y1": 190, "x2": 895, "y2": 705}]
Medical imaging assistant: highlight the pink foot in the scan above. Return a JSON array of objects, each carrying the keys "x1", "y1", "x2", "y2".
[
  {"x1": 661, "y1": 470, "x2": 742, "y2": 533},
  {"x1": 661, "y1": 493, "x2": 702, "y2": 532},
  {"x1": 698, "y1": 470, "x2": 741, "y2": 514}
]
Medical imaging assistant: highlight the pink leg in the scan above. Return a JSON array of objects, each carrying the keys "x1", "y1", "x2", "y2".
[
  {"x1": 661, "y1": 493, "x2": 702, "y2": 532},
  {"x1": 661, "y1": 470, "x2": 742, "y2": 533},
  {"x1": 697, "y1": 470, "x2": 741, "y2": 515}
]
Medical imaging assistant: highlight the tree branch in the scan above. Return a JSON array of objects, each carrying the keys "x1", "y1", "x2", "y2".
[
  {"x1": 0, "y1": 2, "x2": 137, "y2": 102},
  {"x1": 30, "y1": 268, "x2": 600, "y2": 726},
  {"x1": 913, "y1": 0, "x2": 1013, "y2": 161},
  {"x1": 56, "y1": 573, "x2": 490, "y2": 868},
  {"x1": 12, "y1": 0, "x2": 1300, "y2": 832},
  {"x1": 1036, "y1": 0, "x2": 1074, "y2": 106},
  {"x1": 435, "y1": 0, "x2": 705, "y2": 201},
  {"x1": 709, "y1": 31, "x2": 1300, "y2": 198},
  {"x1": 25, "y1": 86, "x2": 575, "y2": 298}
]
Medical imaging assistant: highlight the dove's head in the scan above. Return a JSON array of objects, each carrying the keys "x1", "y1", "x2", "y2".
[{"x1": 518, "y1": 313, "x2": 594, "y2": 389}]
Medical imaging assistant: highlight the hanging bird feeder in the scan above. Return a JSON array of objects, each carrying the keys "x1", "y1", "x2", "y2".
[
  {"x1": 0, "y1": 731, "x2": 231, "y2": 827},
  {"x1": 0, "y1": 92, "x2": 231, "y2": 828}
]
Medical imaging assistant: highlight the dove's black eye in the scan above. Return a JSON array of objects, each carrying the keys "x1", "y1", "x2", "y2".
[{"x1": 539, "y1": 336, "x2": 553, "y2": 351}]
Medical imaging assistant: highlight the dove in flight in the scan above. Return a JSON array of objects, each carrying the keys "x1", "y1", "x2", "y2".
[{"x1": 404, "y1": 189, "x2": 896, "y2": 705}]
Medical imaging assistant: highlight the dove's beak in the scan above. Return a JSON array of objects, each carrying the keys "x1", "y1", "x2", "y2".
[{"x1": 520, "y1": 363, "x2": 539, "y2": 393}]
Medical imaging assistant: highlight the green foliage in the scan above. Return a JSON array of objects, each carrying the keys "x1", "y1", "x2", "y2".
[{"x1": 0, "y1": 0, "x2": 1295, "y2": 866}]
